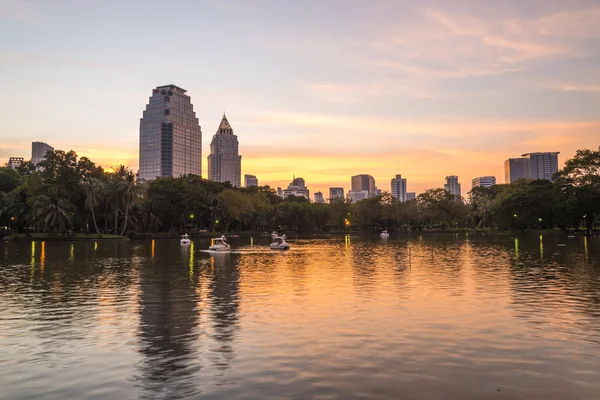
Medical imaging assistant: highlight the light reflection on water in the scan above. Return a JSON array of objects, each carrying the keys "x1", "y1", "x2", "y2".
[{"x1": 0, "y1": 234, "x2": 599, "y2": 400}]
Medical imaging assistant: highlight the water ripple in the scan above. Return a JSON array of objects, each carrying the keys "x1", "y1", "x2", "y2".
[{"x1": 0, "y1": 235, "x2": 599, "y2": 399}]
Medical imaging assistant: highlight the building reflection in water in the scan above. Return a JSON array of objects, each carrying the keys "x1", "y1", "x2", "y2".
[
  {"x1": 137, "y1": 245, "x2": 202, "y2": 399},
  {"x1": 206, "y1": 252, "x2": 240, "y2": 381},
  {"x1": 136, "y1": 243, "x2": 241, "y2": 398}
]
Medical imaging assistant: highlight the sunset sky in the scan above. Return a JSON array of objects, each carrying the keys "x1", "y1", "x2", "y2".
[{"x1": 1, "y1": 0, "x2": 599, "y2": 196}]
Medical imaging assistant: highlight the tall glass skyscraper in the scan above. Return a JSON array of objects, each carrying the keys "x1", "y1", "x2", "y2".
[
  {"x1": 139, "y1": 84, "x2": 202, "y2": 181},
  {"x1": 31, "y1": 141, "x2": 54, "y2": 165},
  {"x1": 207, "y1": 114, "x2": 241, "y2": 187}
]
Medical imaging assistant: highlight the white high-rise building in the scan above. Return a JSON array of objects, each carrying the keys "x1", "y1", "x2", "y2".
[
  {"x1": 329, "y1": 187, "x2": 345, "y2": 202},
  {"x1": 314, "y1": 192, "x2": 325, "y2": 203},
  {"x1": 7, "y1": 157, "x2": 24, "y2": 169},
  {"x1": 282, "y1": 177, "x2": 310, "y2": 199},
  {"x1": 347, "y1": 190, "x2": 370, "y2": 203},
  {"x1": 139, "y1": 84, "x2": 202, "y2": 180},
  {"x1": 472, "y1": 176, "x2": 496, "y2": 189},
  {"x1": 244, "y1": 174, "x2": 258, "y2": 187},
  {"x1": 444, "y1": 176, "x2": 461, "y2": 197},
  {"x1": 207, "y1": 114, "x2": 242, "y2": 187},
  {"x1": 391, "y1": 174, "x2": 407, "y2": 201}
]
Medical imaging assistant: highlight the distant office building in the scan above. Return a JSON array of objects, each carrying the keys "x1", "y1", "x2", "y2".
[
  {"x1": 504, "y1": 158, "x2": 529, "y2": 183},
  {"x1": 351, "y1": 174, "x2": 376, "y2": 197},
  {"x1": 314, "y1": 192, "x2": 325, "y2": 203},
  {"x1": 329, "y1": 187, "x2": 345, "y2": 202},
  {"x1": 348, "y1": 190, "x2": 370, "y2": 203},
  {"x1": 293, "y1": 177, "x2": 305, "y2": 189},
  {"x1": 244, "y1": 174, "x2": 258, "y2": 187},
  {"x1": 208, "y1": 114, "x2": 242, "y2": 187},
  {"x1": 406, "y1": 192, "x2": 416, "y2": 201},
  {"x1": 277, "y1": 187, "x2": 283, "y2": 197},
  {"x1": 444, "y1": 176, "x2": 461, "y2": 197},
  {"x1": 31, "y1": 142, "x2": 53, "y2": 165},
  {"x1": 282, "y1": 177, "x2": 310, "y2": 199},
  {"x1": 7, "y1": 157, "x2": 24, "y2": 169},
  {"x1": 138, "y1": 84, "x2": 202, "y2": 181},
  {"x1": 376, "y1": 189, "x2": 382, "y2": 196},
  {"x1": 472, "y1": 176, "x2": 496, "y2": 189},
  {"x1": 391, "y1": 174, "x2": 407, "y2": 202},
  {"x1": 522, "y1": 152, "x2": 560, "y2": 181}
]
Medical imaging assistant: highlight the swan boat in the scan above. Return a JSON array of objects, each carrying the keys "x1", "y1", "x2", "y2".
[
  {"x1": 380, "y1": 230, "x2": 390, "y2": 238},
  {"x1": 270, "y1": 234, "x2": 290, "y2": 250},
  {"x1": 180, "y1": 234, "x2": 191, "y2": 245},
  {"x1": 209, "y1": 236, "x2": 231, "y2": 252}
]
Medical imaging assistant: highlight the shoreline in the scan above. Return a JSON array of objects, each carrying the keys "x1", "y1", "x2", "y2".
[{"x1": 2, "y1": 229, "x2": 588, "y2": 242}]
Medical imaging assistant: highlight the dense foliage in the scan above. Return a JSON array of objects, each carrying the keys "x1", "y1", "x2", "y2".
[{"x1": 1, "y1": 148, "x2": 599, "y2": 236}]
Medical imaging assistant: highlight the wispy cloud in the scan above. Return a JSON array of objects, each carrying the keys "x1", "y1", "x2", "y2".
[
  {"x1": 352, "y1": 4, "x2": 600, "y2": 81},
  {"x1": 539, "y1": 81, "x2": 600, "y2": 92}
]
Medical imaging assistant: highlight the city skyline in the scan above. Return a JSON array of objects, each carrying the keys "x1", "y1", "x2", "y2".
[{"x1": 2, "y1": 1, "x2": 599, "y2": 196}]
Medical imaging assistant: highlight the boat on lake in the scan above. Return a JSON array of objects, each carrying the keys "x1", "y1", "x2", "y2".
[
  {"x1": 380, "y1": 230, "x2": 390, "y2": 238},
  {"x1": 209, "y1": 236, "x2": 231, "y2": 251},
  {"x1": 270, "y1": 234, "x2": 290, "y2": 250},
  {"x1": 180, "y1": 234, "x2": 191, "y2": 246}
]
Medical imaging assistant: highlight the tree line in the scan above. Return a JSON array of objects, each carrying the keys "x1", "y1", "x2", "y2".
[{"x1": 0, "y1": 148, "x2": 598, "y2": 237}]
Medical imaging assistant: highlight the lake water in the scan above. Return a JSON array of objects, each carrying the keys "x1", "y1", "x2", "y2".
[{"x1": 1, "y1": 234, "x2": 599, "y2": 399}]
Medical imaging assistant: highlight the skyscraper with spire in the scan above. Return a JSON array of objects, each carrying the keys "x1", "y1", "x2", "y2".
[{"x1": 207, "y1": 114, "x2": 242, "y2": 187}]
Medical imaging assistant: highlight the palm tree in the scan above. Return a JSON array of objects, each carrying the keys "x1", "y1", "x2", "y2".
[
  {"x1": 136, "y1": 200, "x2": 161, "y2": 233},
  {"x1": 81, "y1": 177, "x2": 104, "y2": 237},
  {"x1": 116, "y1": 166, "x2": 136, "y2": 236},
  {"x1": 33, "y1": 186, "x2": 72, "y2": 233}
]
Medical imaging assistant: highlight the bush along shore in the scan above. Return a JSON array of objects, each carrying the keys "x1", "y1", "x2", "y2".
[{"x1": 0, "y1": 148, "x2": 599, "y2": 238}]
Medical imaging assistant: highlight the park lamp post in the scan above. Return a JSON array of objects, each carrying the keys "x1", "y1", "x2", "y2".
[{"x1": 190, "y1": 214, "x2": 194, "y2": 232}]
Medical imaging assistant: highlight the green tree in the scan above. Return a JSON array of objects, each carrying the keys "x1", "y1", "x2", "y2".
[
  {"x1": 216, "y1": 189, "x2": 251, "y2": 232},
  {"x1": 492, "y1": 180, "x2": 554, "y2": 231},
  {"x1": 33, "y1": 186, "x2": 73, "y2": 233},
  {"x1": 418, "y1": 188, "x2": 467, "y2": 229},
  {"x1": 553, "y1": 147, "x2": 600, "y2": 236},
  {"x1": 0, "y1": 167, "x2": 24, "y2": 192},
  {"x1": 81, "y1": 177, "x2": 104, "y2": 236}
]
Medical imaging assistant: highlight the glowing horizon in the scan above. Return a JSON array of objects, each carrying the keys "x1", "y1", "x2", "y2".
[{"x1": 1, "y1": 0, "x2": 599, "y2": 197}]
